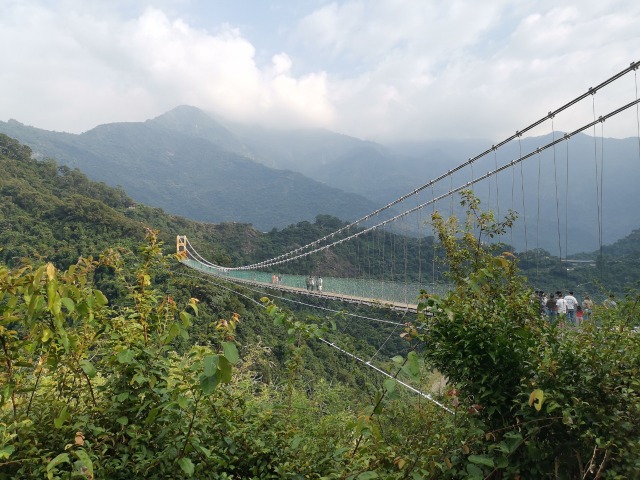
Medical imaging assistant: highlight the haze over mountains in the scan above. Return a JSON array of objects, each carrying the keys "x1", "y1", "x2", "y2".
[{"x1": 1, "y1": 105, "x2": 639, "y2": 254}]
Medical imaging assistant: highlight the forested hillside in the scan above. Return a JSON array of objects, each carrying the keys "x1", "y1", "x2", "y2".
[
  {"x1": 2, "y1": 134, "x2": 639, "y2": 478},
  {"x1": 1, "y1": 129, "x2": 635, "y2": 299},
  {"x1": 5, "y1": 107, "x2": 640, "y2": 254},
  {"x1": 0, "y1": 130, "x2": 411, "y2": 348},
  {"x1": 0, "y1": 111, "x2": 381, "y2": 231}
]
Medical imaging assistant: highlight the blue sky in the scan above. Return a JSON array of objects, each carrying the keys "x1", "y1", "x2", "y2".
[{"x1": 1, "y1": 0, "x2": 639, "y2": 143}]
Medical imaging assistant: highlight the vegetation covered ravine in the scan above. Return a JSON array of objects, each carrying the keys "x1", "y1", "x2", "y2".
[{"x1": 2, "y1": 134, "x2": 640, "y2": 478}]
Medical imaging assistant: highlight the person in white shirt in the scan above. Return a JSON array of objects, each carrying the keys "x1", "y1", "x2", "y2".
[
  {"x1": 564, "y1": 291, "x2": 578, "y2": 325},
  {"x1": 556, "y1": 291, "x2": 567, "y2": 321}
]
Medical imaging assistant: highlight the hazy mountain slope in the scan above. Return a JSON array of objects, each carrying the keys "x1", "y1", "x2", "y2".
[
  {"x1": 231, "y1": 120, "x2": 640, "y2": 253},
  {"x1": 490, "y1": 132, "x2": 640, "y2": 254},
  {"x1": 224, "y1": 121, "x2": 456, "y2": 205},
  {"x1": 223, "y1": 121, "x2": 367, "y2": 171},
  {"x1": 0, "y1": 111, "x2": 380, "y2": 231},
  {"x1": 3, "y1": 107, "x2": 638, "y2": 253}
]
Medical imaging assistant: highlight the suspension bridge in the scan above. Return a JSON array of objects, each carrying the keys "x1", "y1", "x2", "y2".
[{"x1": 176, "y1": 61, "x2": 640, "y2": 410}]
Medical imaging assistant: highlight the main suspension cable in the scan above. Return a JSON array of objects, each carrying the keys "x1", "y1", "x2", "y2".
[
  {"x1": 210, "y1": 98, "x2": 640, "y2": 271},
  {"x1": 222, "y1": 61, "x2": 639, "y2": 271}
]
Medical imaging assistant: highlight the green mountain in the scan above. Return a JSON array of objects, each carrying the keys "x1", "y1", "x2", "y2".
[
  {"x1": 0, "y1": 131, "x2": 439, "y2": 359},
  {"x1": 1, "y1": 130, "x2": 635, "y2": 302},
  {"x1": 0, "y1": 108, "x2": 380, "y2": 231}
]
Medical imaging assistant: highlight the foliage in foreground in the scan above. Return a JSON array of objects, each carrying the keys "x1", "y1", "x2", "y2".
[
  {"x1": 1, "y1": 192, "x2": 639, "y2": 479},
  {"x1": 0, "y1": 231, "x2": 455, "y2": 479},
  {"x1": 416, "y1": 190, "x2": 640, "y2": 478}
]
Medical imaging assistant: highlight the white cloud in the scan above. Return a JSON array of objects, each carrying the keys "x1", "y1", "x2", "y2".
[
  {"x1": 0, "y1": 2, "x2": 334, "y2": 132},
  {"x1": 300, "y1": 0, "x2": 640, "y2": 141},
  {"x1": 0, "y1": 0, "x2": 638, "y2": 142}
]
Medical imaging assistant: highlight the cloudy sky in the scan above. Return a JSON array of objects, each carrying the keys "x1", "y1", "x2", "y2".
[{"x1": 1, "y1": 0, "x2": 639, "y2": 143}]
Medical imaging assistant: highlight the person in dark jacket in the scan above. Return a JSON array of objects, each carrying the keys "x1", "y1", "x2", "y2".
[{"x1": 546, "y1": 294, "x2": 558, "y2": 323}]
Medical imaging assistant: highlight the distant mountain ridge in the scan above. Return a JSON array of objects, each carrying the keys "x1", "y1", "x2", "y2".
[
  {"x1": 0, "y1": 108, "x2": 380, "y2": 231},
  {"x1": 224, "y1": 119, "x2": 640, "y2": 254},
  {"x1": 2, "y1": 106, "x2": 639, "y2": 253}
]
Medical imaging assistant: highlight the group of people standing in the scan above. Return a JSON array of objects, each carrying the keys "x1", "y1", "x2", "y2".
[
  {"x1": 535, "y1": 290, "x2": 615, "y2": 326},
  {"x1": 305, "y1": 276, "x2": 323, "y2": 291}
]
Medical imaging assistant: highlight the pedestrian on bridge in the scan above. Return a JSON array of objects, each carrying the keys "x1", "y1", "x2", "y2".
[
  {"x1": 537, "y1": 291, "x2": 548, "y2": 317},
  {"x1": 564, "y1": 291, "x2": 578, "y2": 325},
  {"x1": 546, "y1": 294, "x2": 558, "y2": 324},
  {"x1": 603, "y1": 294, "x2": 617, "y2": 309},
  {"x1": 582, "y1": 295, "x2": 594, "y2": 320},
  {"x1": 306, "y1": 276, "x2": 316, "y2": 291},
  {"x1": 556, "y1": 291, "x2": 567, "y2": 323}
]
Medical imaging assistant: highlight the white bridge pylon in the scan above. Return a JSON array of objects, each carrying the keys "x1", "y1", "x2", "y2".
[{"x1": 176, "y1": 235, "x2": 420, "y2": 313}]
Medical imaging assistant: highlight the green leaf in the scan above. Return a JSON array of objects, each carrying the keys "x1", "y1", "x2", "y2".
[
  {"x1": 222, "y1": 341, "x2": 240, "y2": 364},
  {"x1": 180, "y1": 327, "x2": 189, "y2": 340},
  {"x1": 218, "y1": 355, "x2": 233, "y2": 383},
  {"x1": 54, "y1": 406, "x2": 70, "y2": 428},
  {"x1": 180, "y1": 311, "x2": 193, "y2": 327},
  {"x1": 465, "y1": 463, "x2": 484, "y2": 478},
  {"x1": 41, "y1": 328, "x2": 52, "y2": 342},
  {"x1": 145, "y1": 407, "x2": 160, "y2": 425},
  {"x1": 178, "y1": 457, "x2": 195, "y2": 476},
  {"x1": 46, "y1": 452, "x2": 70, "y2": 473},
  {"x1": 203, "y1": 355, "x2": 218, "y2": 377},
  {"x1": 132, "y1": 373, "x2": 147, "y2": 385},
  {"x1": 93, "y1": 289, "x2": 108, "y2": 306},
  {"x1": 290, "y1": 436, "x2": 303, "y2": 450},
  {"x1": 188, "y1": 298, "x2": 199, "y2": 316},
  {"x1": 384, "y1": 378, "x2": 396, "y2": 394},
  {"x1": 79, "y1": 359, "x2": 97, "y2": 378},
  {"x1": 528, "y1": 389, "x2": 544, "y2": 411},
  {"x1": 61, "y1": 296, "x2": 75, "y2": 313},
  {"x1": 59, "y1": 331, "x2": 70, "y2": 352},
  {"x1": 167, "y1": 323, "x2": 181, "y2": 341},
  {"x1": 391, "y1": 355, "x2": 404, "y2": 364},
  {"x1": 116, "y1": 416, "x2": 129, "y2": 426},
  {"x1": 115, "y1": 392, "x2": 130, "y2": 402},
  {"x1": 177, "y1": 395, "x2": 189, "y2": 409},
  {"x1": 468, "y1": 454, "x2": 495, "y2": 467},
  {"x1": 356, "y1": 472, "x2": 378, "y2": 479},
  {"x1": 401, "y1": 351, "x2": 420, "y2": 381},
  {"x1": 0, "y1": 445, "x2": 15, "y2": 459},
  {"x1": 117, "y1": 349, "x2": 135, "y2": 364},
  {"x1": 45, "y1": 262, "x2": 56, "y2": 281},
  {"x1": 496, "y1": 442, "x2": 510, "y2": 454},
  {"x1": 47, "y1": 279, "x2": 57, "y2": 312},
  {"x1": 73, "y1": 449, "x2": 93, "y2": 477},
  {"x1": 200, "y1": 373, "x2": 220, "y2": 395}
]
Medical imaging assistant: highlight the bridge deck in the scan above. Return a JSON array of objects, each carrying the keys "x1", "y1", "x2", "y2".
[
  {"x1": 246, "y1": 278, "x2": 418, "y2": 313},
  {"x1": 181, "y1": 261, "x2": 419, "y2": 313}
]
